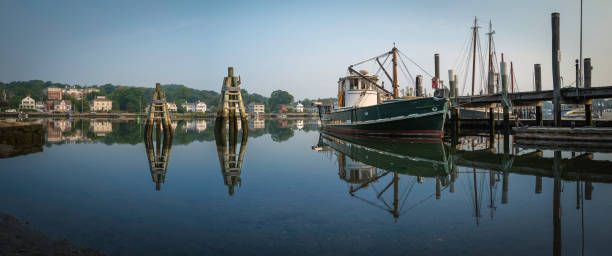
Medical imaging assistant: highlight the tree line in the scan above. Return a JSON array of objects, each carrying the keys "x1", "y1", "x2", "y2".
[{"x1": 0, "y1": 80, "x2": 331, "y2": 113}]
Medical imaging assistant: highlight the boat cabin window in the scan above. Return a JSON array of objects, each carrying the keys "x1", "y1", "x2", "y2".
[{"x1": 349, "y1": 79, "x2": 358, "y2": 90}]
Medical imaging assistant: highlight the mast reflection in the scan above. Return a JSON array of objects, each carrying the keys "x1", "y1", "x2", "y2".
[{"x1": 316, "y1": 132, "x2": 451, "y2": 220}]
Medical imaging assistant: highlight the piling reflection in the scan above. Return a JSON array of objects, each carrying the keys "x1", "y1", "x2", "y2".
[
  {"x1": 214, "y1": 118, "x2": 249, "y2": 196},
  {"x1": 143, "y1": 83, "x2": 174, "y2": 191},
  {"x1": 316, "y1": 131, "x2": 612, "y2": 254},
  {"x1": 143, "y1": 121, "x2": 174, "y2": 191}
]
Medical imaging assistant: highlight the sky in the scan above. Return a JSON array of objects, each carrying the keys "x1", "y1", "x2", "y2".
[{"x1": 1, "y1": 0, "x2": 611, "y2": 99}]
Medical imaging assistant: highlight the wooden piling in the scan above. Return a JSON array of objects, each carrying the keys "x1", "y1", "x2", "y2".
[
  {"x1": 584, "y1": 58, "x2": 593, "y2": 126},
  {"x1": 216, "y1": 67, "x2": 249, "y2": 134},
  {"x1": 501, "y1": 61, "x2": 510, "y2": 130},
  {"x1": 535, "y1": 64, "x2": 543, "y2": 125},
  {"x1": 415, "y1": 75, "x2": 423, "y2": 97},
  {"x1": 585, "y1": 181, "x2": 593, "y2": 200},
  {"x1": 553, "y1": 150, "x2": 562, "y2": 256},
  {"x1": 436, "y1": 177, "x2": 441, "y2": 200},
  {"x1": 448, "y1": 70, "x2": 455, "y2": 97},
  {"x1": 536, "y1": 176, "x2": 543, "y2": 194},
  {"x1": 552, "y1": 13, "x2": 562, "y2": 127}
]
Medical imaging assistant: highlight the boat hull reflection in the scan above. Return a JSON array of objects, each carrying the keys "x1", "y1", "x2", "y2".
[{"x1": 319, "y1": 132, "x2": 450, "y2": 177}]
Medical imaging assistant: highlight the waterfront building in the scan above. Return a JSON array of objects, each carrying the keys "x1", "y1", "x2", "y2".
[
  {"x1": 83, "y1": 88, "x2": 100, "y2": 94},
  {"x1": 166, "y1": 102, "x2": 178, "y2": 112},
  {"x1": 279, "y1": 104, "x2": 290, "y2": 112},
  {"x1": 53, "y1": 100, "x2": 72, "y2": 112},
  {"x1": 64, "y1": 88, "x2": 83, "y2": 99},
  {"x1": 44, "y1": 87, "x2": 62, "y2": 100},
  {"x1": 34, "y1": 102, "x2": 45, "y2": 111},
  {"x1": 181, "y1": 101, "x2": 207, "y2": 112},
  {"x1": 295, "y1": 103, "x2": 304, "y2": 112},
  {"x1": 248, "y1": 102, "x2": 265, "y2": 114},
  {"x1": 19, "y1": 96, "x2": 36, "y2": 109},
  {"x1": 90, "y1": 96, "x2": 112, "y2": 112}
]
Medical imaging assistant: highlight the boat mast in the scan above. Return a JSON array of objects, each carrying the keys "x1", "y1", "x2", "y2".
[
  {"x1": 487, "y1": 20, "x2": 494, "y2": 94},
  {"x1": 471, "y1": 17, "x2": 479, "y2": 96},
  {"x1": 392, "y1": 46, "x2": 399, "y2": 98}
]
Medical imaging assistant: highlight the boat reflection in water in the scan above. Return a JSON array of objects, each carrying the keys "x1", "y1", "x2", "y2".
[
  {"x1": 214, "y1": 119, "x2": 248, "y2": 196},
  {"x1": 315, "y1": 132, "x2": 452, "y2": 219}
]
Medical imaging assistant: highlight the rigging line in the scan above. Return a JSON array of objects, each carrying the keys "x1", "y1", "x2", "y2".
[
  {"x1": 461, "y1": 39, "x2": 473, "y2": 96},
  {"x1": 398, "y1": 54, "x2": 416, "y2": 86},
  {"x1": 398, "y1": 178, "x2": 418, "y2": 212},
  {"x1": 477, "y1": 33, "x2": 488, "y2": 94},
  {"x1": 352, "y1": 51, "x2": 392, "y2": 67},
  {"x1": 398, "y1": 63, "x2": 411, "y2": 88},
  {"x1": 397, "y1": 50, "x2": 434, "y2": 78},
  {"x1": 375, "y1": 54, "x2": 391, "y2": 76},
  {"x1": 369, "y1": 182, "x2": 394, "y2": 210},
  {"x1": 453, "y1": 32, "x2": 474, "y2": 70},
  {"x1": 399, "y1": 185, "x2": 450, "y2": 215},
  {"x1": 351, "y1": 193, "x2": 392, "y2": 212},
  {"x1": 398, "y1": 58, "x2": 414, "y2": 88}
]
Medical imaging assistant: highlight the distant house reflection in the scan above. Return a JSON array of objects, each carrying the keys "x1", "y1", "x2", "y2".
[
  {"x1": 182, "y1": 120, "x2": 207, "y2": 133},
  {"x1": 90, "y1": 120, "x2": 112, "y2": 137}
]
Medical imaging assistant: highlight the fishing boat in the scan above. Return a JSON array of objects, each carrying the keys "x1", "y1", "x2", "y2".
[{"x1": 317, "y1": 47, "x2": 449, "y2": 138}]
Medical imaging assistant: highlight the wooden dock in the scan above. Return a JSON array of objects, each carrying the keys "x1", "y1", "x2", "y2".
[
  {"x1": 446, "y1": 12, "x2": 612, "y2": 148},
  {"x1": 513, "y1": 126, "x2": 612, "y2": 149},
  {"x1": 0, "y1": 121, "x2": 44, "y2": 158}
]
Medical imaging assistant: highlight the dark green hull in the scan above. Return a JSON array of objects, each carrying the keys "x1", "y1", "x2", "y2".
[
  {"x1": 319, "y1": 132, "x2": 450, "y2": 177},
  {"x1": 321, "y1": 97, "x2": 447, "y2": 138}
]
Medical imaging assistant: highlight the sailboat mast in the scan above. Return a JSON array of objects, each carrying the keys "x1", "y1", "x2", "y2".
[
  {"x1": 471, "y1": 17, "x2": 478, "y2": 96},
  {"x1": 392, "y1": 47, "x2": 399, "y2": 98},
  {"x1": 487, "y1": 20, "x2": 493, "y2": 94}
]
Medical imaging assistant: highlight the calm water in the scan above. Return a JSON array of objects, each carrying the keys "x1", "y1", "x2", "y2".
[{"x1": 1, "y1": 118, "x2": 612, "y2": 255}]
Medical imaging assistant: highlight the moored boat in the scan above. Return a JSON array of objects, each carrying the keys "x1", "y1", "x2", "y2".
[{"x1": 317, "y1": 47, "x2": 449, "y2": 138}]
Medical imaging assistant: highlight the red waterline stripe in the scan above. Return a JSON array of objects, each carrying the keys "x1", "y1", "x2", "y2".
[
  {"x1": 323, "y1": 132, "x2": 442, "y2": 143},
  {"x1": 323, "y1": 126, "x2": 444, "y2": 138}
]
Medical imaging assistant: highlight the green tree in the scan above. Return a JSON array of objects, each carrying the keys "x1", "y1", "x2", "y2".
[{"x1": 269, "y1": 90, "x2": 294, "y2": 111}]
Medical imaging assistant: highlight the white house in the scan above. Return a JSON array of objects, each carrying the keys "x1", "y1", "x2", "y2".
[
  {"x1": 90, "y1": 96, "x2": 112, "y2": 112},
  {"x1": 19, "y1": 96, "x2": 36, "y2": 109},
  {"x1": 248, "y1": 102, "x2": 265, "y2": 114},
  {"x1": 181, "y1": 101, "x2": 207, "y2": 112},
  {"x1": 54, "y1": 100, "x2": 72, "y2": 112},
  {"x1": 166, "y1": 102, "x2": 178, "y2": 112},
  {"x1": 295, "y1": 103, "x2": 304, "y2": 112}
]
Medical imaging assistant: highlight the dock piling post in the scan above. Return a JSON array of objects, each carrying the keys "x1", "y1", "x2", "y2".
[
  {"x1": 552, "y1": 13, "x2": 562, "y2": 127},
  {"x1": 448, "y1": 70, "x2": 455, "y2": 98},
  {"x1": 535, "y1": 64, "x2": 543, "y2": 125},
  {"x1": 584, "y1": 58, "x2": 593, "y2": 126},
  {"x1": 501, "y1": 61, "x2": 509, "y2": 130},
  {"x1": 415, "y1": 75, "x2": 423, "y2": 97}
]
